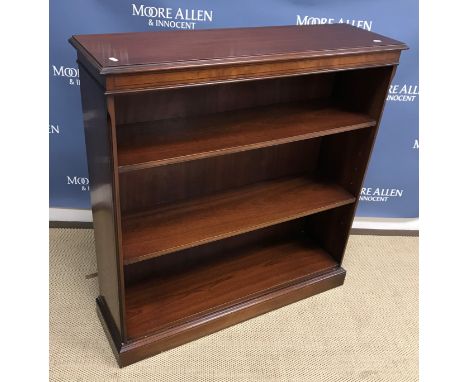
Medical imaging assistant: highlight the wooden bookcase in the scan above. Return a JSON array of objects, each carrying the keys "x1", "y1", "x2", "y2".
[{"x1": 70, "y1": 24, "x2": 407, "y2": 366}]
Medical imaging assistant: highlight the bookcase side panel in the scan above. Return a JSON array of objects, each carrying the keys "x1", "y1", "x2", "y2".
[
  {"x1": 313, "y1": 66, "x2": 397, "y2": 263},
  {"x1": 78, "y1": 65, "x2": 124, "y2": 339}
]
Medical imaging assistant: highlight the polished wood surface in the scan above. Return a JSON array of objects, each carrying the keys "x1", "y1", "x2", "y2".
[
  {"x1": 69, "y1": 24, "x2": 406, "y2": 74},
  {"x1": 113, "y1": 74, "x2": 335, "y2": 125},
  {"x1": 117, "y1": 103, "x2": 375, "y2": 171},
  {"x1": 119, "y1": 140, "x2": 321, "y2": 215},
  {"x1": 125, "y1": 235, "x2": 337, "y2": 339},
  {"x1": 124, "y1": 219, "x2": 306, "y2": 285},
  {"x1": 78, "y1": 65, "x2": 125, "y2": 337},
  {"x1": 314, "y1": 66, "x2": 397, "y2": 264},
  {"x1": 119, "y1": 268, "x2": 346, "y2": 366},
  {"x1": 71, "y1": 25, "x2": 406, "y2": 366},
  {"x1": 122, "y1": 177, "x2": 355, "y2": 264},
  {"x1": 106, "y1": 50, "x2": 402, "y2": 93}
]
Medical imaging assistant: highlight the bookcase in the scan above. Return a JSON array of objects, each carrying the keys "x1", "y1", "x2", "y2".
[{"x1": 70, "y1": 24, "x2": 407, "y2": 366}]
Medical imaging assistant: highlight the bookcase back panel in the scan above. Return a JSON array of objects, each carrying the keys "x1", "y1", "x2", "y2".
[
  {"x1": 122, "y1": 212, "x2": 344, "y2": 340},
  {"x1": 124, "y1": 218, "x2": 306, "y2": 286},
  {"x1": 119, "y1": 139, "x2": 321, "y2": 215},
  {"x1": 123, "y1": 203, "x2": 356, "y2": 287},
  {"x1": 113, "y1": 73, "x2": 336, "y2": 125},
  {"x1": 113, "y1": 67, "x2": 393, "y2": 129}
]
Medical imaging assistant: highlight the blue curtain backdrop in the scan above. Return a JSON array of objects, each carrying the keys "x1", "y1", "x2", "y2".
[{"x1": 49, "y1": 0, "x2": 419, "y2": 218}]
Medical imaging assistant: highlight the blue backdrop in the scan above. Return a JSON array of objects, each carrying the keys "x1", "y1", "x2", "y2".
[{"x1": 49, "y1": 0, "x2": 419, "y2": 218}]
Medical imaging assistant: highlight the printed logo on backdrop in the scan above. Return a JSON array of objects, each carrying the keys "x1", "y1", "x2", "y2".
[
  {"x1": 413, "y1": 139, "x2": 419, "y2": 150},
  {"x1": 360, "y1": 187, "x2": 404, "y2": 203},
  {"x1": 296, "y1": 15, "x2": 373, "y2": 31},
  {"x1": 51, "y1": 65, "x2": 80, "y2": 86},
  {"x1": 67, "y1": 176, "x2": 89, "y2": 192},
  {"x1": 132, "y1": 3, "x2": 214, "y2": 29},
  {"x1": 387, "y1": 84, "x2": 419, "y2": 102},
  {"x1": 49, "y1": 123, "x2": 60, "y2": 134}
]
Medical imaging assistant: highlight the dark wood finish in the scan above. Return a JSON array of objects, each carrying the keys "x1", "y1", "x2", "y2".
[
  {"x1": 115, "y1": 267, "x2": 346, "y2": 367},
  {"x1": 307, "y1": 204, "x2": 356, "y2": 264},
  {"x1": 125, "y1": 236, "x2": 338, "y2": 339},
  {"x1": 117, "y1": 103, "x2": 375, "y2": 171},
  {"x1": 96, "y1": 296, "x2": 123, "y2": 361},
  {"x1": 113, "y1": 73, "x2": 336, "y2": 125},
  {"x1": 70, "y1": 25, "x2": 406, "y2": 93},
  {"x1": 106, "y1": 51, "x2": 402, "y2": 93},
  {"x1": 70, "y1": 25, "x2": 406, "y2": 367},
  {"x1": 119, "y1": 140, "x2": 322, "y2": 215},
  {"x1": 311, "y1": 66, "x2": 397, "y2": 264},
  {"x1": 124, "y1": 219, "x2": 306, "y2": 286},
  {"x1": 70, "y1": 24, "x2": 405, "y2": 73},
  {"x1": 78, "y1": 66, "x2": 125, "y2": 337},
  {"x1": 122, "y1": 177, "x2": 355, "y2": 264}
]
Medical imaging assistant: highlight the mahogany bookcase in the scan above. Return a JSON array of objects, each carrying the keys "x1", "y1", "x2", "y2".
[{"x1": 70, "y1": 24, "x2": 407, "y2": 366}]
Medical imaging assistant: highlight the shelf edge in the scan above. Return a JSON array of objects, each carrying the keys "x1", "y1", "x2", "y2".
[
  {"x1": 118, "y1": 120, "x2": 376, "y2": 173},
  {"x1": 123, "y1": 195, "x2": 355, "y2": 265},
  {"x1": 112, "y1": 266, "x2": 346, "y2": 366}
]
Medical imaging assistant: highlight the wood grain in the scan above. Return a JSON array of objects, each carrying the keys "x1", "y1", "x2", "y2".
[
  {"x1": 122, "y1": 177, "x2": 355, "y2": 264},
  {"x1": 70, "y1": 24, "x2": 406, "y2": 366},
  {"x1": 119, "y1": 140, "x2": 321, "y2": 215},
  {"x1": 125, "y1": 235, "x2": 338, "y2": 339},
  {"x1": 124, "y1": 219, "x2": 307, "y2": 286},
  {"x1": 105, "y1": 51, "x2": 401, "y2": 93},
  {"x1": 113, "y1": 74, "x2": 335, "y2": 125},
  {"x1": 69, "y1": 24, "x2": 406, "y2": 74},
  {"x1": 78, "y1": 64, "x2": 124, "y2": 337},
  {"x1": 117, "y1": 103, "x2": 375, "y2": 171},
  {"x1": 118, "y1": 267, "x2": 346, "y2": 366}
]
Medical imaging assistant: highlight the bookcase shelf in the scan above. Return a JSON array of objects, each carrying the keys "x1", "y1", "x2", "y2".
[
  {"x1": 117, "y1": 102, "x2": 376, "y2": 172},
  {"x1": 125, "y1": 234, "x2": 338, "y2": 340},
  {"x1": 122, "y1": 176, "x2": 355, "y2": 264},
  {"x1": 71, "y1": 24, "x2": 406, "y2": 366}
]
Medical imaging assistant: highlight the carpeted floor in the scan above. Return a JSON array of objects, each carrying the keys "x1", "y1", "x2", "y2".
[{"x1": 50, "y1": 228, "x2": 418, "y2": 381}]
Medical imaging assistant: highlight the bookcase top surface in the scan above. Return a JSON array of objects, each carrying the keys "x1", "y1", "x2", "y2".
[{"x1": 70, "y1": 24, "x2": 407, "y2": 75}]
